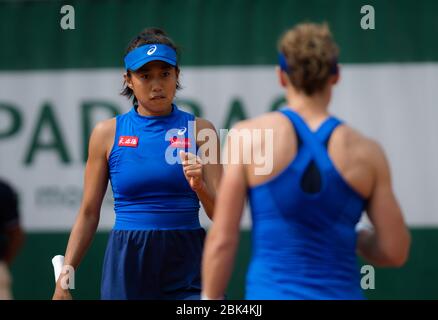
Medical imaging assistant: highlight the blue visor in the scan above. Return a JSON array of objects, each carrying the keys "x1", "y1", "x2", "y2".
[{"x1": 124, "y1": 44, "x2": 177, "y2": 71}]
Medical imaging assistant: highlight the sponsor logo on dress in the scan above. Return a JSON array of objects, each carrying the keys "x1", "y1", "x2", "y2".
[
  {"x1": 118, "y1": 136, "x2": 139, "y2": 147},
  {"x1": 170, "y1": 137, "x2": 191, "y2": 148},
  {"x1": 177, "y1": 127, "x2": 187, "y2": 135}
]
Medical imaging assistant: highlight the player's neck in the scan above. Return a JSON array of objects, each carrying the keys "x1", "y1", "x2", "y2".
[
  {"x1": 136, "y1": 103, "x2": 173, "y2": 116},
  {"x1": 286, "y1": 88, "x2": 331, "y2": 118}
]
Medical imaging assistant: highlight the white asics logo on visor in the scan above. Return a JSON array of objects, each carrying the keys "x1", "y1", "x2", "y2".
[
  {"x1": 177, "y1": 127, "x2": 187, "y2": 135},
  {"x1": 147, "y1": 45, "x2": 157, "y2": 55}
]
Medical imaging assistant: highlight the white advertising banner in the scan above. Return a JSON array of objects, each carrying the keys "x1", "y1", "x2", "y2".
[{"x1": 0, "y1": 64, "x2": 437, "y2": 230}]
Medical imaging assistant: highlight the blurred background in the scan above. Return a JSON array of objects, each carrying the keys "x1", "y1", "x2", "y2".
[{"x1": 0, "y1": 0, "x2": 437, "y2": 299}]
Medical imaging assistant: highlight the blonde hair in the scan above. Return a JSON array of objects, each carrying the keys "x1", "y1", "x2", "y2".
[{"x1": 278, "y1": 22, "x2": 339, "y2": 95}]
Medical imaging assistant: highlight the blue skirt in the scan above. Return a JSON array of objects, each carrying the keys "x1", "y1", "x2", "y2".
[{"x1": 101, "y1": 228, "x2": 205, "y2": 300}]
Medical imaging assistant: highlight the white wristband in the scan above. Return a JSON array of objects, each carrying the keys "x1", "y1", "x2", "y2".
[
  {"x1": 52, "y1": 255, "x2": 65, "y2": 282},
  {"x1": 355, "y1": 221, "x2": 374, "y2": 233}
]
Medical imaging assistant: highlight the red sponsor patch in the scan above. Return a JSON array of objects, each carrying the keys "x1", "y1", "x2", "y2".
[
  {"x1": 118, "y1": 136, "x2": 139, "y2": 147},
  {"x1": 170, "y1": 137, "x2": 191, "y2": 148}
]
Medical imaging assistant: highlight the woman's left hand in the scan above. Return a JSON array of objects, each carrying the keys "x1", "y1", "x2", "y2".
[{"x1": 180, "y1": 151, "x2": 205, "y2": 192}]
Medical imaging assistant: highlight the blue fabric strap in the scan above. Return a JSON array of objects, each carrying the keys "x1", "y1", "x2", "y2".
[{"x1": 279, "y1": 107, "x2": 341, "y2": 171}]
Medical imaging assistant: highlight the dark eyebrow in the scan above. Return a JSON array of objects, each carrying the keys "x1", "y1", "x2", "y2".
[
  {"x1": 136, "y1": 66, "x2": 150, "y2": 73},
  {"x1": 161, "y1": 65, "x2": 172, "y2": 70}
]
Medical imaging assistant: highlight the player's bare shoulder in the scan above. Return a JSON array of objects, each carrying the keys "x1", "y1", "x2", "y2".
[
  {"x1": 231, "y1": 112, "x2": 291, "y2": 135},
  {"x1": 333, "y1": 123, "x2": 385, "y2": 167},
  {"x1": 195, "y1": 117, "x2": 218, "y2": 141},
  {"x1": 231, "y1": 112, "x2": 294, "y2": 155},
  {"x1": 89, "y1": 117, "x2": 117, "y2": 159},
  {"x1": 195, "y1": 117, "x2": 215, "y2": 131}
]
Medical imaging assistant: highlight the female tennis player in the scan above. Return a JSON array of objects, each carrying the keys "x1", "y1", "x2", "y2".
[{"x1": 53, "y1": 27, "x2": 222, "y2": 300}]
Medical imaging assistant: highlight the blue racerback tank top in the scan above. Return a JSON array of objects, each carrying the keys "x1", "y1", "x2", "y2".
[{"x1": 246, "y1": 107, "x2": 366, "y2": 299}]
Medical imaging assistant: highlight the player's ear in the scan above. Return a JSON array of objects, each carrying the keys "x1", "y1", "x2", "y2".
[
  {"x1": 276, "y1": 66, "x2": 288, "y2": 88},
  {"x1": 124, "y1": 72, "x2": 133, "y2": 89},
  {"x1": 175, "y1": 67, "x2": 180, "y2": 78},
  {"x1": 329, "y1": 65, "x2": 340, "y2": 86}
]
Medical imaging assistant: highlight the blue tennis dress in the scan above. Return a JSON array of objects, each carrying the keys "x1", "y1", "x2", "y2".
[
  {"x1": 246, "y1": 107, "x2": 366, "y2": 299},
  {"x1": 101, "y1": 104, "x2": 204, "y2": 300}
]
